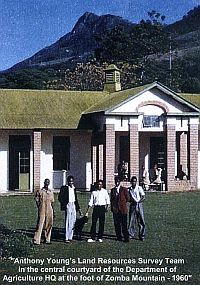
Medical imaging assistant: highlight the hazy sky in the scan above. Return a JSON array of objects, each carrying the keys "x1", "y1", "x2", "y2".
[{"x1": 1, "y1": 0, "x2": 199, "y2": 71}]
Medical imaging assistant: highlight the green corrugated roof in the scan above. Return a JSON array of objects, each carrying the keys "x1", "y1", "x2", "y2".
[
  {"x1": 85, "y1": 84, "x2": 200, "y2": 114},
  {"x1": 0, "y1": 86, "x2": 199, "y2": 129},
  {"x1": 0, "y1": 89, "x2": 108, "y2": 129},
  {"x1": 84, "y1": 84, "x2": 152, "y2": 113},
  {"x1": 179, "y1": 94, "x2": 200, "y2": 108}
]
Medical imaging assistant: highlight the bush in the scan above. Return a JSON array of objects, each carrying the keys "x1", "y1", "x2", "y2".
[{"x1": 0, "y1": 224, "x2": 34, "y2": 259}]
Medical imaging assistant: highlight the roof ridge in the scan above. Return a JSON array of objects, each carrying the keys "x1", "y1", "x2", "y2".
[
  {"x1": 109, "y1": 82, "x2": 154, "y2": 96},
  {"x1": 0, "y1": 88, "x2": 106, "y2": 94},
  {"x1": 84, "y1": 83, "x2": 156, "y2": 114}
]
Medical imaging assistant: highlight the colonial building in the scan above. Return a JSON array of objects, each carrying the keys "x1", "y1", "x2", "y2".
[{"x1": 0, "y1": 65, "x2": 199, "y2": 193}]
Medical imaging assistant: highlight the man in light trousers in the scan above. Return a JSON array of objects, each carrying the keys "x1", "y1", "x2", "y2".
[
  {"x1": 128, "y1": 176, "x2": 145, "y2": 241},
  {"x1": 33, "y1": 178, "x2": 54, "y2": 245},
  {"x1": 58, "y1": 176, "x2": 81, "y2": 243}
]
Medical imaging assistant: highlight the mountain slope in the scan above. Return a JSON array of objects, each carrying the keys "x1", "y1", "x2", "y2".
[
  {"x1": 9, "y1": 12, "x2": 133, "y2": 70},
  {"x1": 7, "y1": 7, "x2": 200, "y2": 71},
  {"x1": 2, "y1": 7, "x2": 200, "y2": 93},
  {"x1": 167, "y1": 6, "x2": 200, "y2": 51},
  {"x1": 167, "y1": 5, "x2": 200, "y2": 35}
]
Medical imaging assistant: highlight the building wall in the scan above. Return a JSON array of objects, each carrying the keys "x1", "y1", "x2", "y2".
[
  {"x1": 139, "y1": 133, "x2": 150, "y2": 178},
  {"x1": 70, "y1": 131, "x2": 92, "y2": 190},
  {"x1": 41, "y1": 130, "x2": 92, "y2": 190},
  {"x1": 41, "y1": 132, "x2": 53, "y2": 188},
  {"x1": 0, "y1": 126, "x2": 199, "y2": 192},
  {"x1": 0, "y1": 130, "x2": 92, "y2": 192},
  {"x1": 0, "y1": 131, "x2": 8, "y2": 192}
]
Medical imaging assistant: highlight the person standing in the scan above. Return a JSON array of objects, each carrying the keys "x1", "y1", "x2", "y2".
[
  {"x1": 110, "y1": 176, "x2": 130, "y2": 242},
  {"x1": 118, "y1": 160, "x2": 128, "y2": 181},
  {"x1": 58, "y1": 175, "x2": 81, "y2": 243},
  {"x1": 128, "y1": 176, "x2": 145, "y2": 241},
  {"x1": 33, "y1": 178, "x2": 54, "y2": 245},
  {"x1": 141, "y1": 165, "x2": 150, "y2": 190},
  {"x1": 153, "y1": 164, "x2": 162, "y2": 184},
  {"x1": 85, "y1": 180, "x2": 110, "y2": 243}
]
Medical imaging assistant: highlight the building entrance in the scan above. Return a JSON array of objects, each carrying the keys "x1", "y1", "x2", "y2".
[
  {"x1": 9, "y1": 135, "x2": 31, "y2": 190},
  {"x1": 150, "y1": 137, "x2": 165, "y2": 169}
]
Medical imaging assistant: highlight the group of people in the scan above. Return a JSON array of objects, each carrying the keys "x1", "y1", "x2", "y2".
[{"x1": 33, "y1": 175, "x2": 145, "y2": 245}]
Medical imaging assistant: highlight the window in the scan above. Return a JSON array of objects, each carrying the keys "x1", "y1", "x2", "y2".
[
  {"x1": 19, "y1": 151, "x2": 30, "y2": 173},
  {"x1": 143, "y1": 116, "x2": 160, "y2": 128},
  {"x1": 53, "y1": 136, "x2": 70, "y2": 170}
]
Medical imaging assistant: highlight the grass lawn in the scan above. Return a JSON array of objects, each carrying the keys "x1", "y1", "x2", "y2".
[{"x1": 0, "y1": 191, "x2": 200, "y2": 285}]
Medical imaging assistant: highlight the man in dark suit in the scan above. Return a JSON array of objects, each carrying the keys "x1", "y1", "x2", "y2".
[
  {"x1": 110, "y1": 176, "x2": 130, "y2": 242},
  {"x1": 58, "y1": 175, "x2": 81, "y2": 243}
]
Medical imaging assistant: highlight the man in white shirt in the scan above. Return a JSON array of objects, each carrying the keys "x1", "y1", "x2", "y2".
[
  {"x1": 128, "y1": 176, "x2": 145, "y2": 241},
  {"x1": 85, "y1": 180, "x2": 110, "y2": 242}
]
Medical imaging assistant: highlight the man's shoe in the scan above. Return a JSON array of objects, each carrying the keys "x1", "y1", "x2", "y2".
[
  {"x1": 139, "y1": 237, "x2": 144, "y2": 242},
  {"x1": 98, "y1": 239, "x2": 103, "y2": 243},
  {"x1": 65, "y1": 240, "x2": 70, "y2": 243},
  {"x1": 87, "y1": 238, "x2": 95, "y2": 243}
]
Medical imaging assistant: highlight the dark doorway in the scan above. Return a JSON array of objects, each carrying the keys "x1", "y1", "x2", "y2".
[
  {"x1": 118, "y1": 136, "x2": 129, "y2": 181},
  {"x1": 150, "y1": 137, "x2": 165, "y2": 169},
  {"x1": 9, "y1": 135, "x2": 31, "y2": 190},
  {"x1": 119, "y1": 136, "x2": 129, "y2": 163},
  {"x1": 53, "y1": 136, "x2": 70, "y2": 171}
]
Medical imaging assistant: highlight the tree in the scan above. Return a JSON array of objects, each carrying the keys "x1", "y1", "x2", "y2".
[
  {"x1": 147, "y1": 10, "x2": 166, "y2": 25},
  {"x1": 130, "y1": 20, "x2": 169, "y2": 61},
  {"x1": 95, "y1": 11, "x2": 169, "y2": 64},
  {"x1": 95, "y1": 26, "x2": 132, "y2": 62},
  {"x1": 181, "y1": 77, "x2": 200, "y2": 93}
]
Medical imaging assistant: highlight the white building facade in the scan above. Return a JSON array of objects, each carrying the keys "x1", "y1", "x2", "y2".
[{"x1": 0, "y1": 78, "x2": 199, "y2": 193}]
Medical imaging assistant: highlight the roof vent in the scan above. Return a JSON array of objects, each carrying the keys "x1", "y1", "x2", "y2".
[{"x1": 103, "y1": 64, "x2": 121, "y2": 92}]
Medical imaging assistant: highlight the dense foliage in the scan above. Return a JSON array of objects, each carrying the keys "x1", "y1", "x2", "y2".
[
  {"x1": 0, "y1": 8, "x2": 200, "y2": 93},
  {"x1": 95, "y1": 12, "x2": 169, "y2": 63},
  {"x1": 1, "y1": 57, "x2": 200, "y2": 93}
]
